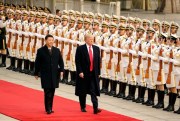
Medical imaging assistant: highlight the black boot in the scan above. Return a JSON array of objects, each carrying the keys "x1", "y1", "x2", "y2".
[
  {"x1": 133, "y1": 86, "x2": 141, "y2": 102},
  {"x1": 146, "y1": 89, "x2": 155, "y2": 106},
  {"x1": 163, "y1": 92, "x2": 177, "y2": 111},
  {"x1": 174, "y1": 107, "x2": 180, "y2": 114},
  {"x1": 109, "y1": 81, "x2": 117, "y2": 96},
  {"x1": 123, "y1": 84, "x2": 132, "y2": 100},
  {"x1": 131, "y1": 85, "x2": 136, "y2": 100},
  {"x1": 0, "y1": 54, "x2": 6, "y2": 67},
  {"x1": 114, "y1": 82, "x2": 121, "y2": 97},
  {"x1": 62, "y1": 70, "x2": 69, "y2": 84},
  {"x1": 152, "y1": 90, "x2": 164, "y2": 109},
  {"x1": 118, "y1": 82, "x2": 126, "y2": 98},
  {"x1": 105, "y1": 80, "x2": 113, "y2": 95},
  {"x1": 67, "y1": 71, "x2": 74, "y2": 85},
  {"x1": 13, "y1": 59, "x2": 22, "y2": 72},
  {"x1": 104, "y1": 79, "x2": 109, "y2": 94},
  {"x1": 21, "y1": 60, "x2": 29, "y2": 74},
  {"x1": 72, "y1": 71, "x2": 76, "y2": 86},
  {"x1": 100, "y1": 78, "x2": 106, "y2": 93},
  {"x1": 28, "y1": 62, "x2": 35, "y2": 76},
  {"x1": 163, "y1": 93, "x2": 177, "y2": 112},
  {"x1": 6, "y1": 57, "x2": 16, "y2": 70},
  {"x1": 136, "y1": 87, "x2": 146, "y2": 103},
  {"x1": 142, "y1": 88, "x2": 151, "y2": 105}
]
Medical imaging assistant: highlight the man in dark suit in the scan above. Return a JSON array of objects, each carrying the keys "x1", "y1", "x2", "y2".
[
  {"x1": 75, "y1": 33, "x2": 102, "y2": 114},
  {"x1": 34, "y1": 34, "x2": 64, "y2": 114}
]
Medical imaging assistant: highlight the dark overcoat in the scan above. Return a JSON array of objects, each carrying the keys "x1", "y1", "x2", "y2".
[
  {"x1": 75, "y1": 44, "x2": 100, "y2": 96},
  {"x1": 0, "y1": 27, "x2": 6, "y2": 50},
  {"x1": 34, "y1": 45, "x2": 64, "y2": 88}
]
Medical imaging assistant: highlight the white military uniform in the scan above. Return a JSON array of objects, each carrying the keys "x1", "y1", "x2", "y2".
[{"x1": 173, "y1": 47, "x2": 180, "y2": 89}]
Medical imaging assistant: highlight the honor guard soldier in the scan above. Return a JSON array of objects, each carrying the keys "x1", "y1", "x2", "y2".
[
  {"x1": 14, "y1": 10, "x2": 29, "y2": 73},
  {"x1": 66, "y1": 17, "x2": 76, "y2": 85},
  {"x1": 163, "y1": 35, "x2": 178, "y2": 112},
  {"x1": 134, "y1": 17, "x2": 142, "y2": 29},
  {"x1": 113, "y1": 24, "x2": 127, "y2": 98},
  {"x1": 103, "y1": 14, "x2": 111, "y2": 23},
  {"x1": 88, "y1": 12, "x2": 94, "y2": 22},
  {"x1": 53, "y1": 15, "x2": 61, "y2": 48},
  {"x1": 112, "y1": 15, "x2": 119, "y2": 24},
  {"x1": 69, "y1": 10, "x2": 75, "y2": 18},
  {"x1": 28, "y1": 11, "x2": 37, "y2": 75},
  {"x1": 152, "y1": 32, "x2": 167, "y2": 109},
  {"x1": 161, "y1": 21, "x2": 170, "y2": 35},
  {"x1": 105, "y1": 22, "x2": 118, "y2": 96},
  {"x1": 170, "y1": 22, "x2": 179, "y2": 36},
  {"x1": 0, "y1": 2, "x2": 4, "y2": 16},
  {"x1": 173, "y1": 37, "x2": 180, "y2": 114},
  {"x1": 44, "y1": 7, "x2": 51, "y2": 14},
  {"x1": 99, "y1": 21, "x2": 110, "y2": 93},
  {"x1": 10, "y1": 4, "x2": 16, "y2": 11},
  {"x1": 35, "y1": 12, "x2": 43, "y2": 50},
  {"x1": 0, "y1": 15, "x2": 7, "y2": 67},
  {"x1": 60, "y1": 15, "x2": 69, "y2": 83},
  {"x1": 47, "y1": 14, "x2": 55, "y2": 35},
  {"x1": 83, "y1": 18, "x2": 92, "y2": 43},
  {"x1": 122, "y1": 25, "x2": 136, "y2": 100},
  {"x1": 6, "y1": 9, "x2": 16, "y2": 70},
  {"x1": 131, "y1": 26, "x2": 146, "y2": 103},
  {"x1": 82, "y1": 12, "x2": 88, "y2": 19},
  {"x1": 62, "y1": 10, "x2": 68, "y2": 16},
  {"x1": 120, "y1": 16, "x2": 127, "y2": 24},
  {"x1": 142, "y1": 19, "x2": 151, "y2": 30},
  {"x1": 75, "y1": 11, "x2": 81, "y2": 19},
  {"x1": 92, "y1": 19, "x2": 101, "y2": 45},
  {"x1": 142, "y1": 27, "x2": 156, "y2": 106},
  {"x1": 41, "y1": 12, "x2": 48, "y2": 47},
  {"x1": 12, "y1": 10, "x2": 22, "y2": 71},
  {"x1": 152, "y1": 19, "x2": 161, "y2": 43},
  {"x1": 95, "y1": 13, "x2": 103, "y2": 23}
]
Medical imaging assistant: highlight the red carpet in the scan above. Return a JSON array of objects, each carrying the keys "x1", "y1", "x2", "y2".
[{"x1": 0, "y1": 80, "x2": 141, "y2": 121}]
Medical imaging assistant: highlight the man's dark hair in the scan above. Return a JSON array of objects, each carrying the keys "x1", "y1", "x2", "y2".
[
  {"x1": 56, "y1": 9, "x2": 60, "y2": 14},
  {"x1": 45, "y1": 34, "x2": 54, "y2": 40}
]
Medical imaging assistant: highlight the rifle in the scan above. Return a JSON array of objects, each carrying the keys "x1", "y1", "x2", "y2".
[
  {"x1": 116, "y1": 41, "x2": 121, "y2": 72},
  {"x1": 145, "y1": 44, "x2": 151, "y2": 78},
  {"x1": 100, "y1": 38, "x2": 104, "y2": 69},
  {"x1": 7, "y1": 21, "x2": 12, "y2": 48},
  {"x1": 157, "y1": 45, "x2": 163, "y2": 83},
  {"x1": 13, "y1": 25, "x2": 18, "y2": 51},
  {"x1": 66, "y1": 32, "x2": 72, "y2": 61},
  {"x1": 166, "y1": 49, "x2": 173, "y2": 84},
  {"x1": 135, "y1": 43, "x2": 142, "y2": 75},
  {"x1": 41, "y1": 28, "x2": 44, "y2": 47},
  {"x1": 107, "y1": 39, "x2": 114, "y2": 69},
  {"x1": 55, "y1": 29, "x2": 59, "y2": 47},
  {"x1": 19, "y1": 25, "x2": 25, "y2": 56},
  {"x1": 32, "y1": 27, "x2": 37, "y2": 59},
  {"x1": 60, "y1": 31, "x2": 65, "y2": 55},
  {"x1": 26, "y1": 26, "x2": 32, "y2": 53},
  {"x1": 127, "y1": 42, "x2": 132, "y2": 73}
]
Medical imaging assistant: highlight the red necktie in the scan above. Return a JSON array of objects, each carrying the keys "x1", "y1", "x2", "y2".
[{"x1": 89, "y1": 46, "x2": 93, "y2": 71}]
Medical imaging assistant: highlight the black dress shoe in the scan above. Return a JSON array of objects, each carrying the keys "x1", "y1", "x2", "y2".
[
  {"x1": 46, "y1": 110, "x2": 54, "y2": 114},
  {"x1": 94, "y1": 108, "x2": 102, "y2": 114},
  {"x1": 174, "y1": 107, "x2": 180, "y2": 114},
  {"x1": 81, "y1": 108, "x2": 87, "y2": 112},
  {"x1": 0, "y1": 63, "x2": 6, "y2": 67}
]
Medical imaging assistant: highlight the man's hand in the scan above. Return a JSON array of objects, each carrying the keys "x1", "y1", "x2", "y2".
[
  {"x1": 60, "y1": 72, "x2": 63, "y2": 77},
  {"x1": 79, "y1": 72, "x2": 84, "y2": 78},
  {"x1": 35, "y1": 76, "x2": 39, "y2": 80}
]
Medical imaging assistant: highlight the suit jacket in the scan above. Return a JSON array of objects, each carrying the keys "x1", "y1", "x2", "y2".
[
  {"x1": 34, "y1": 45, "x2": 64, "y2": 88},
  {"x1": 75, "y1": 44, "x2": 101, "y2": 96}
]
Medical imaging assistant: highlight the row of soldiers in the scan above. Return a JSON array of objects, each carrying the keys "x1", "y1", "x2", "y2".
[{"x1": 0, "y1": 2, "x2": 180, "y2": 114}]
